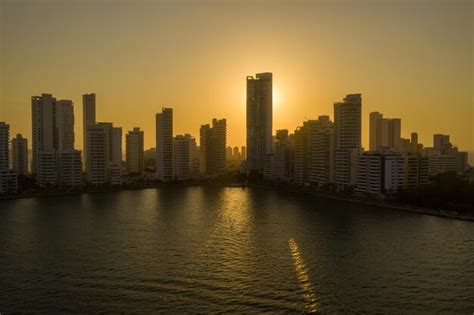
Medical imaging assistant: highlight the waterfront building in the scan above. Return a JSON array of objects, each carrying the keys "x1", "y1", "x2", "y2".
[
  {"x1": 246, "y1": 72, "x2": 272, "y2": 173},
  {"x1": 11, "y1": 134, "x2": 28, "y2": 176},
  {"x1": 83, "y1": 93, "x2": 96, "y2": 173},
  {"x1": 200, "y1": 119, "x2": 227, "y2": 178},
  {"x1": 156, "y1": 108, "x2": 173, "y2": 181},
  {"x1": 369, "y1": 112, "x2": 401, "y2": 151},
  {"x1": 334, "y1": 94, "x2": 362, "y2": 188},
  {"x1": 126, "y1": 127, "x2": 144, "y2": 175},
  {"x1": 0, "y1": 122, "x2": 17, "y2": 194},
  {"x1": 309, "y1": 116, "x2": 335, "y2": 187},
  {"x1": 58, "y1": 150, "x2": 83, "y2": 187}
]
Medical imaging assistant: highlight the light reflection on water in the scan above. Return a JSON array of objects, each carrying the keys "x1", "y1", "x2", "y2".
[
  {"x1": 288, "y1": 237, "x2": 319, "y2": 313},
  {"x1": 0, "y1": 186, "x2": 473, "y2": 312}
]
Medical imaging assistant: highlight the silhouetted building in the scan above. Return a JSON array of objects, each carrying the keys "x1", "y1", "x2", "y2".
[
  {"x1": 0, "y1": 122, "x2": 17, "y2": 194},
  {"x1": 273, "y1": 129, "x2": 293, "y2": 182},
  {"x1": 156, "y1": 108, "x2": 173, "y2": 181},
  {"x1": 334, "y1": 94, "x2": 362, "y2": 188},
  {"x1": 86, "y1": 125, "x2": 109, "y2": 185},
  {"x1": 246, "y1": 72, "x2": 272, "y2": 173},
  {"x1": 0, "y1": 122, "x2": 10, "y2": 172},
  {"x1": 200, "y1": 119, "x2": 227, "y2": 177},
  {"x1": 309, "y1": 116, "x2": 335, "y2": 187},
  {"x1": 58, "y1": 150, "x2": 83, "y2": 187},
  {"x1": 126, "y1": 127, "x2": 144, "y2": 175},
  {"x1": 32, "y1": 94, "x2": 77, "y2": 187},
  {"x1": 369, "y1": 112, "x2": 401, "y2": 151},
  {"x1": 82, "y1": 93, "x2": 96, "y2": 173},
  {"x1": 241, "y1": 146, "x2": 247, "y2": 160},
  {"x1": 173, "y1": 134, "x2": 198, "y2": 181},
  {"x1": 11, "y1": 134, "x2": 28, "y2": 176}
]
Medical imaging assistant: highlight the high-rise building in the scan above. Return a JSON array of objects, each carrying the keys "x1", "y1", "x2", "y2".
[
  {"x1": 86, "y1": 125, "x2": 109, "y2": 185},
  {"x1": 309, "y1": 116, "x2": 335, "y2": 187},
  {"x1": 369, "y1": 112, "x2": 401, "y2": 151},
  {"x1": 226, "y1": 146, "x2": 233, "y2": 161},
  {"x1": 56, "y1": 100, "x2": 75, "y2": 151},
  {"x1": 83, "y1": 93, "x2": 96, "y2": 173},
  {"x1": 246, "y1": 72, "x2": 272, "y2": 173},
  {"x1": 32, "y1": 94, "x2": 78, "y2": 187},
  {"x1": 126, "y1": 127, "x2": 144, "y2": 175},
  {"x1": 112, "y1": 127, "x2": 122, "y2": 165},
  {"x1": 0, "y1": 122, "x2": 18, "y2": 194},
  {"x1": 58, "y1": 150, "x2": 83, "y2": 187},
  {"x1": 293, "y1": 120, "x2": 318, "y2": 185},
  {"x1": 173, "y1": 134, "x2": 198, "y2": 181},
  {"x1": 0, "y1": 122, "x2": 10, "y2": 172},
  {"x1": 200, "y1": 119, "x2": 227, "y2": 177},
  {"x1": 156, "y1": 108, "x2": 173, "y2": 181},
  {"x1": 273, "y1": 129, "x2": 293, "y2": 182},
  {"x1": 233, "y1": 147, "x2": 241, "y2": 160},
  {"x1": 404, "y1": 154, "x2": 430, "y2": 189},
  {"x1": 356, "y1": 152, "x2": 405, "y2": 196},
  {"x1": 31, "y1": 94, "x2": 56, "y2": 180},
  {"x1": 334, "y1": 94, "x2": 362, "y2": 187},
  {"x1": 241, "y1": 146, "x2": 247, "y2": 160},
  {"x1": 433, "y1": 134, "x2": 451, "y2": 152},
  {"x1": 11, "y1": 134, "x2": 28, "y2": 176}
]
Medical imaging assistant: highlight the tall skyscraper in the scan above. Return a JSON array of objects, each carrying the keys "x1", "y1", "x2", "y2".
[
  {"x1": 200, "y1": 119, "x2": 227, "y2": 177},
  {"x1": 11, "y1": 134, "x2": 28, "y2": 176},
  {"x1": 0, "y1": 122, "x2": 10, "y2": 172},
  {"x1": 83, "y1": 93, "x2": 96, "y2": 173},
  {"x1": 246, "y1": 72, "x2": 272, "y2": 173},
  {"x1": 126, "y1": 127, "x2": 144, "y2": 174},
  {"x1": 0, "y1": 122, "x2": 17, "y2": 194},
  {"x1": 112, "y1": 127, "x2": 122, "y2": 164},
  {"x1": 31, "y1": 94, "x2": 55, "y2": 178},
  {"x1": 334, "y1": 94, "x2": 362, "y2": 187},
  {"x1": 273, "y1": 129, "x2": 293, "y2": 182},
  {"x1": 156, "y1": 108, "x2": 173, "y2": 181},
  {"x1": 293, "y1": 120, "x2": 318, "y2": 185},
  {"x1": 309, "y1": 115, "x2": 335, "y2": 187},
  {"x1": 32, "y1": 94, "x2": 77, "y2": 186},
  {"x1": 56, "y1": 100, "x2": 75, "y2": 151},
  {"x1": 173, "y1": 134, "x2": 197, "y2": 181},
  {"x1": 369, "y1": 112, "x2": 401, "y2": 151},
  {"x1": 86, "y1": 125, "x2": 109, "y2": 185}
]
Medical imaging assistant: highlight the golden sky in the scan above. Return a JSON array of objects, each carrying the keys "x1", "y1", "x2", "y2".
[{"x1": 1, "y1": 0, "x2": 472, "y2": 152}]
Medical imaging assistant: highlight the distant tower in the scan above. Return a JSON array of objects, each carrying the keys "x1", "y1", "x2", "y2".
[
  {"x1": 0, "y1": 122, "x2": 9, "y2": 171},
  {"x1": 11, "y1": 134, "x2": 28, "y2": 176},
  {"x1": 369, "y1": 112, "x2": 401, "y2": 151},
  {"x1": 334, "y1": 94, "x2": 362, "y2": 187},
  {"x1": 200, "y1": 119, "x2": 227, "y2": 177},
  {"x1": 156, "y1": 108, "x2": 173, "y2": 181},
  {"x1": 83, "y1": 93, "x2": 96, "y2": 173},
  {"x1": 246, "y1": 72, "x2": 272, "y2": 173},
  {"x1": 126, "y1": 127, "x2": 144, "y2": 174}
]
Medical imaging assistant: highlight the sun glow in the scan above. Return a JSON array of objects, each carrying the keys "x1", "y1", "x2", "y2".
[{"x1": 273, "y1": 84, "x2": 283, "y2": 111}]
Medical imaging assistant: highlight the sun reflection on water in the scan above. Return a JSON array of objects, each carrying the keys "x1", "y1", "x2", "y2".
[{"x1": 288, "y1": 238, "x2": 319, "y2": 313}]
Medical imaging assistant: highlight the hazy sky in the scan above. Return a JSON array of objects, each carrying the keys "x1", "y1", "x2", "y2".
[{"x1": 1, "y1": 0, "x2": 472, "y2": 152}]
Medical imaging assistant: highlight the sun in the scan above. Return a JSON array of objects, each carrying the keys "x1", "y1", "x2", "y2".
[{"x1": 273, "y1": 85, "x2": 283, "y2": 110}]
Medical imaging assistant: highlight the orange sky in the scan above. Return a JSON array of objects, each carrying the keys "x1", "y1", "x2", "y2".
[{"x1": 1, "y1": 0, "x2": 472, "y2": 153}]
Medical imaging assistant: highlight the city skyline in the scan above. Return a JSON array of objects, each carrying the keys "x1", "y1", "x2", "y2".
[{"x1": 1, "y1": 0, "x2": 472, "y2": 152}]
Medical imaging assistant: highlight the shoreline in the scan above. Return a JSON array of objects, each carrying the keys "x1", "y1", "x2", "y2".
[{"x1": 1, "y1": 182, "x2": 473, "y2": 222}]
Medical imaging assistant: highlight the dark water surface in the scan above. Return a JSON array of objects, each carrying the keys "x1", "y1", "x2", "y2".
[{"x1": 1, "y1": 187, "x2": 473, "y2": 312}]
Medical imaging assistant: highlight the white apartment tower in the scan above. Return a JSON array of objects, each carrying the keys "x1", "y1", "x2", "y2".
[
  {"x1": 246, "y1": 72, "x2": 272, "y2": 173},
  {"x1": 156, "y1": 108, "x2": 173, "y2": 181},
  {"x1": 126, "y1": 127, "x2": 144, "y2": 174}
]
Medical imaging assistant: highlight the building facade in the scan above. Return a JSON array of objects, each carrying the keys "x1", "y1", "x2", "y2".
[{"x1": 246, "y1": 72, "x2": 272, "y2": 173}]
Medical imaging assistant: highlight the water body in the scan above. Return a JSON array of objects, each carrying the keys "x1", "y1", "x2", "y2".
[{"x1": 1, "y1": 187, "x2": 473, "y2": 312}]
